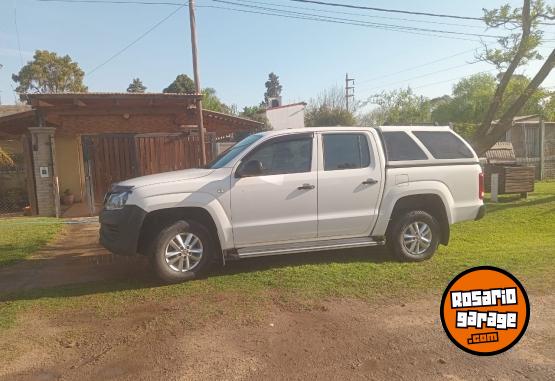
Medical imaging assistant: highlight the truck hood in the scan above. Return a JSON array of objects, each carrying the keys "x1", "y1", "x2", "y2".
[{"x1": 117, "y1": 168, "x2": 214, "y2": 189}]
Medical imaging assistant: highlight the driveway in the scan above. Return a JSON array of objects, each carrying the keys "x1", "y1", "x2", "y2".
[{"x1": 0, "y1": 220, "x2": 148, "y2": 294}]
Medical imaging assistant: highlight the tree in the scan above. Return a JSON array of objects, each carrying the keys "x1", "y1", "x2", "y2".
[
  {"x1": 432, "y1": 74, "x2": 497, "y2": 126},
  {"x1": 12, "y1": 50, "x2": 87, "y2": 94},
  {"x1": 542, "y1": 92, "x2": 555, "y2": 120},
  {"x1": 164, "y1": 75, "x2": 236, "y2": 114},
  {"x1": 471, "y1": 0, "x2": 555, "y2": 155},
  {"x1": 202, "y1": 88, "x2": 235, "y2": 114},
  {"x1": 240, "y1": 105, "x2": 271, "y2": 131},
  {"x1": 361, "y1": 88, "x2": 432, "y2": 126},
  {"x1": 127, "y1": 78, "x2": 146, "y2": 93},
  {"x1": 306, "y1": 106, "x2": 356, "y2": 126},
  {"x1": 432, "y1": 73, "x2": 553, "y2": 139},
  {"x1": 163, "y1": 74, "x2": 196, "y2": 94},
  {"x1": 264, "y1": 72, "x2": 282, "y2": 104},
  {"x1": 305, "y1": 85, "x2": 356, "y2": 126}
]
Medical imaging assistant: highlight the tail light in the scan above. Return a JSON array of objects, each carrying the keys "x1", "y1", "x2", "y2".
[{"x1": 479, "y1": 172, "x2": 484, "y2": 200}]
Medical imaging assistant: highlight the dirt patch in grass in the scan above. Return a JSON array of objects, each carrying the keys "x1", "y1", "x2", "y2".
[{"x1": 0, "y1": 292, "x2": 553, "y2": 380}]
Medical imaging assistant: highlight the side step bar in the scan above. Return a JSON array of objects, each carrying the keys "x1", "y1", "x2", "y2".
[{"x1": 237, "y1": 236, "x2": 384, "y2": 259}]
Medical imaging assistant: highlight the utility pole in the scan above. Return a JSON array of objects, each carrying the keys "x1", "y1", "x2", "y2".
[
  {"x1": 0, "y1": 64, "x2": 3, "y2": 105},
  {"x1": 345, "y1": 73, "x2": 355, "y2": 112},
  {"x1": 188, "y1": 0, "x2": 206, "y2": 165}
]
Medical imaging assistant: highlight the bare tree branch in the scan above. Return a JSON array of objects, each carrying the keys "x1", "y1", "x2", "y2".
[{"x1": 473, "y1": 47, "x2": 555, "y2": 155}]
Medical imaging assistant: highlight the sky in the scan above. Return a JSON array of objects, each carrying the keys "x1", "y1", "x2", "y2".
[{"x1": 0, "y1": 0, "x2": 554, "y2": 110}]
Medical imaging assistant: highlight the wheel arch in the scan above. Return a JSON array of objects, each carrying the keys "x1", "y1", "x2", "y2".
[
  {"x1": 137, "y1": 206, "x2": 224, "y2": 262},
  {"x1": 387, "y1": 193, "x2": 450, "y2": 245}
]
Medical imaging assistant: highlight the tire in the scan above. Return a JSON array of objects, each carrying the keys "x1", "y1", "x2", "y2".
[
  {"x1": 151, "y1": 220, "x2": 215, "y2": 283},
  {"x1": 387, "y1": 210, "x2": 440, "y2": 262}
]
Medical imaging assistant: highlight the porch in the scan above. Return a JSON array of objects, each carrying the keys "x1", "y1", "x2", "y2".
[{"x1": 0, "y1": 93, "x2": 262, "y2": 217}]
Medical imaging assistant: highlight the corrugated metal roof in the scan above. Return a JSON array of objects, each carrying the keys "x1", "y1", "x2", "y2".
[
  {"x1": 486, "y1": 142, "x2": 517, "y2": 164},
  {"x1": 24, "y1": 92, "x2": 198, "y2": 97},
  {"x1": 492, "y1": 114, "x2": 541, "y2": 124},
  {"x1": 0, "y1": 105, "x2": 32, "y2": 117}
]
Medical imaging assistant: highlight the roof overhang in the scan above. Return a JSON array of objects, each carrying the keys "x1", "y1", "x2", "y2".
[
  {"x1": 0, "y1": 93, "x2": 262, "y2": 136},
  {"x1": 24, "y1": 92, "x2": 201, "y2": 109},
  {"x1": 0, "y1": 110, "x2": 37, "y2": 137}
]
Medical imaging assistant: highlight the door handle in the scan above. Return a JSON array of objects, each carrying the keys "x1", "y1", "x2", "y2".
[
  {"x1": 297, "y1": 183, "x2": 315, "y2": 190},
  {"x1": 362, "y1": 178, "x2": 378, "y2": 185}
]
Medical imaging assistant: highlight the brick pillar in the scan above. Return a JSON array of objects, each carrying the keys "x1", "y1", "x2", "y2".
[{"x1": 28, "y1": 127, "x2": 58, "y2": 216}]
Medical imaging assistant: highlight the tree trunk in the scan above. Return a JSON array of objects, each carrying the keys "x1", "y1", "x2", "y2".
[
  {"x1": 472, "y1": 47, "x2": 555, "y2": 155},
  {"x1": 473, "y1": 0, "x2": 531, "y2": 142}
]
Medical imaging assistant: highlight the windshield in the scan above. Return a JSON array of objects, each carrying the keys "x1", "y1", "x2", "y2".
[{"x1": 207, "y1": 133, "x2": 264, "y2": 169}]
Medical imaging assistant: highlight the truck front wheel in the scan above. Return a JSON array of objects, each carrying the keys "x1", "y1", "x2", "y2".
[
  {"x1": 151, "y1": 220, "x2": 215, "y2": 283},
  {"x1": 387, "y1": 210, "x2": 440, "y2": 261}
]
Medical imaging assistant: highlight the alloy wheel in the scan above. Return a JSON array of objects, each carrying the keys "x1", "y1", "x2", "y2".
[
  {"x1": 401, "y1": 221, "x2": 432, "y2": 256},
  {"x1": 164, "y1": 232, "x2": 204, "y2": 272}
]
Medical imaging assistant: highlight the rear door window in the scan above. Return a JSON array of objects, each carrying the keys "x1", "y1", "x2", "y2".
[
  {"x1": 382, "y1": 131, "x2": 428, "y2": 161},
  {"x1": 323, "y1": 134, "x2": 371, "y2": 171},
  {"x1": 413, "y1": 131, "x2": 474, "y2": 159}
]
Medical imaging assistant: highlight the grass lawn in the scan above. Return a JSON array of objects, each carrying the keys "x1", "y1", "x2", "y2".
[
  {"x1": 0, "y1": 181, "x2": 554, "y2": 328},
  {"x1": 0, "y1": 217, "x2": 63, "y2": 267}
]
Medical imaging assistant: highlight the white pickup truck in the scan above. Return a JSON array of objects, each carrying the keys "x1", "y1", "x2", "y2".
[{"x1": 100, "y1": 126, "x2": 485, "y2": 282}]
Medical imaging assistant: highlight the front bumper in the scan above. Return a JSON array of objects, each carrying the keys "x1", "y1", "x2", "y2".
[
  {"x1": 99, "y1": 205, "x2": 147, "y2": 256},
  {"x1": 475, "y1": 204, "x2": 486, "y2": 221}
]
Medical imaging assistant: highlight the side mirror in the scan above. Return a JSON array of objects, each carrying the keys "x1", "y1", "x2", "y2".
[{"x1": 237, "y1": 160, "x2": 263, "y2": 177}]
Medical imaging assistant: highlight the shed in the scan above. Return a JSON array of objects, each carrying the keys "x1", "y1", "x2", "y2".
[
  {"x1": 0, "y1": 93, "x2": 262, "y2": 217},
  {"x1": 484, "y1": 142, "x2": 535, "y2": 196},
  {"x1": 498, "y1": 115, "x2": 555, "y2": 179}
]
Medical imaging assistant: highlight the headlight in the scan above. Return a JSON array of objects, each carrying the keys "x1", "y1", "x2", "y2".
[{"x1": 104, "y1": 186, "x2": 132, "y2": 210}]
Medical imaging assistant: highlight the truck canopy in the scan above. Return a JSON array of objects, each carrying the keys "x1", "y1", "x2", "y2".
[{"x1": 377, "y1": 126, "x2": 478, "y2": 166}]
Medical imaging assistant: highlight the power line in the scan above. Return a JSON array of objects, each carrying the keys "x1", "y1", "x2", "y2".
[
  {"x1": 411, "y1": 69, "x2": 498, "y2": 91},
  {"x1": 87, "y1": 3, "x2": 186, "y2": 75},
  {"x1": 13, "y1": 7, "x2": 24, "y2": 68},
  {"x1": 232, "y1": 0, "x2": 486, "y2": 29},
  {"x1": 360, "y1": 62, "x2": 481, "y2": 95},
  {"x1": 38, "y1": 0, "x2": 183, "y2": 4},
  {"x1": 198, "y1": 4, "x2": 482, "y2": 42},
  {"x1": 361, "y1": 69, "x2": 499, "y2": 106},
  {"x1": 38, "y1": 0, "x2": 503, "y2": 41},
  {"x1": 357, "y1": 49, "x2": 478, "y2": 84},
  {"x1": 212, "y1": 0, "x2": 504, "y2": 39},
  {"x1": 287, "y1": 0, "x2": 484, "y2": 21}
]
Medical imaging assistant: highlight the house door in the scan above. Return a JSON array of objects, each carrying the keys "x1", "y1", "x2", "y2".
[{"x1": 82, "y1": 134, "x2": 138, "y2": 211}]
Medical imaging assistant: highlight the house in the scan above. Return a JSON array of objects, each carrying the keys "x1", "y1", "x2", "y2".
[
  {"x1": 0, "y1": 93, "x2": 262, "y2": 217},
  {"x1": 265, "y1": 96, "x2": 306, "y2": 130},
  {"x1": 498, "y1": 115, "x2": 555, "y2": 179}
]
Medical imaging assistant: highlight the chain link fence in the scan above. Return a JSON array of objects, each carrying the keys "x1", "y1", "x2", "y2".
[{"x1": 0, "y1": 140, "x2": 29, "y2": 216}]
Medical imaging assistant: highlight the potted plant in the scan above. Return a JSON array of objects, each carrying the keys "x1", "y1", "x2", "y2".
[{"x1": 62, "y1": 188, "x2": 75, "y2": 205}]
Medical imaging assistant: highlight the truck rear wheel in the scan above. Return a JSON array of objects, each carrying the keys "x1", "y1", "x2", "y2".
[
  {"x1": 387, "y1": 210, "x2": 439, "y2": 261},
  {"x1": 151, "y1": 220, "x2": 215, "y2": 283}
]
